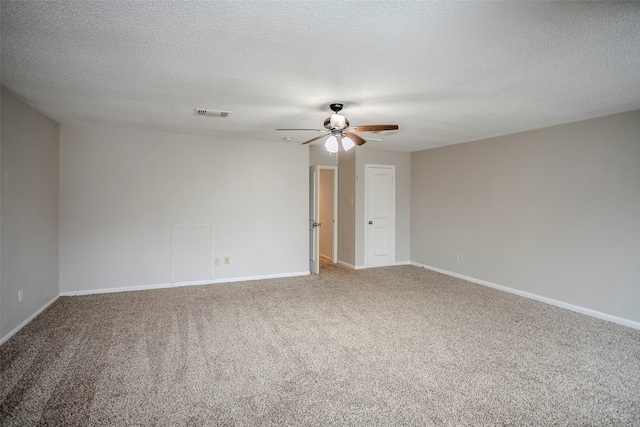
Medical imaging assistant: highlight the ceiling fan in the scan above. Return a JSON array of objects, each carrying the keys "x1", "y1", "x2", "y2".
[{"x1": 277, "y1": 103, "x2": 399, "y2": 152}]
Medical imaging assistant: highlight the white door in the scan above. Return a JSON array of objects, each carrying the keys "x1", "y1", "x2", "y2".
[
  {"x1": 365, "y1": 165, "x2": 395, "y2": 268},
  {"x1": 309, "y1": 165, "x2": 320, "y2": 274}
]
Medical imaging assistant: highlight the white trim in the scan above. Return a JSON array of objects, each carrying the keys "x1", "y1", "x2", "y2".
[
  {"x1": 61, "y1": 280, "x2": 213, "y2": 296},
  {"x1": 309, "y1": 165, "x2": 320, "y2": 275},
  {"x1": 338, "y1": 261, "x2": 355, "y2": 269},
  {"x1": 337, "y1": 261, "x2": 366, "y2": 270},
  {"x1": 395, "y1": 261, "x2": 411, "y2": 266},
  {"x1": 364, "y1": 164, "x2": 397, "y2": 169},
  {"x1": 213, "y1": 271, "x2": 309, "y2": 284},
  {"x1": 411, "y1": 262, "x2": 640, "y2": 331},
  {"x1": 0, "y1": 295, "x2": 60, "y2": 345},
  {"x1": 215, "y1": 224, "x2": 216, "y2": 279},
  {"x1": 59, "y1": 271, "x2": 310, "y2": 297}
]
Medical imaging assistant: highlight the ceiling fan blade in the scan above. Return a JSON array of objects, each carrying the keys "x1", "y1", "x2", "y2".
[
  {"x1": 349, "y1": 124, "x2": 399, "y2": 132},
  {"x1": 301, "y1": 134, "x2": 328, "y2": 145},
  {"x1": 345, "y1": 131, "x2": 366, "y2": 146},
  {"x1": 276, "y1": 128, "x2": 324, "y2": 132}
]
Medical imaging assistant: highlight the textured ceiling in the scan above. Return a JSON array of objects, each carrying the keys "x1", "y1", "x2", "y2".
[{"x1": 2, "y1": 1, "x2": 640, "y2": 152}]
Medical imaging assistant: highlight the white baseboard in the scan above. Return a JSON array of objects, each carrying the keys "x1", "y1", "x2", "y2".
[
  {"x1": 319, "y1": 254, "x2": 332, "y2": 262},
  {"x1": 60, "y1": 279, "x2": 213, "y2": 296},
  {"x1": 337, "y1": 261, "x2": 366, "y2": 270},
  {"x1": 1, "y1": 295, "x2": 60, "y2": 346},
  {"x1": 212, "y1": 271, "x2": 310, "y2": 284},
  {"x1": 411, "y1": 262, "x2": 640, "y2": 331},
  {"x1": 60, "y1": 271, "x2": 310, "y2": 297},
  {"x1": 5, "y1": 271, "x2": 311, "y2": 341},
  {"x1": 339, "y1": 261, "x2": 408, "y2": 269}
]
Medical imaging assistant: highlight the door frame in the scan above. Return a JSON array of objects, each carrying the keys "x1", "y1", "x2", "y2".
[
  {"x1": 318, "y1": 166, "x2": 338, "y2": 263},
  {"x1": 364, "y1": 164, "x2": 395, "y2": 268},
  {"x1": 309, "y1": 165, "x2": 320, "y2": 274}
]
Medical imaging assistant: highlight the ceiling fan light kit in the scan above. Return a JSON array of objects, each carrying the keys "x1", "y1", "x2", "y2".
[
  {"x1": 277, "y1": 102, "x2": 399, "y2": 152},
  {"x1": 325, "y1": 135, "x2": 339, "y2": 153},
  {"x1": 341, "y1": 135, "x2": 355, "y2": 151},
  {"x1": 323, "y1": 134, "x2": 355, "y2": 153}
]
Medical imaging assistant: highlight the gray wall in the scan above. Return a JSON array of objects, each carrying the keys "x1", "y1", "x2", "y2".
[
  {"x1": 0, "y1": 87, "x2": 2, "y2": 337},
  {"x1": 356, "y1": 148, "x2": 411, "y2": 267},
  {"x1": 338, "y1": 148, "x2": 356, "y2": 266},
  {"x1": 311, "y1": 146, "x2": 411, "y2": 268},
  {"x1": 309, "y1": 147, "x2": 338, "y2": 167},
  {"x1": 59, "y1": 125, "x2": 309, "y2": 293},
  {"x1": 1, "y1": 88, "x2": 60, "y2": 340},
  {"x1": 411, "y1": 110, "x2": 640, "y2": 323},
  {"x1": 319, "y1": 169, "x2": 334, "y2": 259}
]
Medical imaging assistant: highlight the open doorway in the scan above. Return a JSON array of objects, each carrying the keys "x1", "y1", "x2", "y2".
[{"x1": 318, "y1": 166, "x2": 338, "y2": 269}]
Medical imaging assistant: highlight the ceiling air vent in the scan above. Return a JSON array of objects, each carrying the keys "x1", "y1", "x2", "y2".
[{"x1": 194, "y1": 108, "x2": 232, "y2": 118}]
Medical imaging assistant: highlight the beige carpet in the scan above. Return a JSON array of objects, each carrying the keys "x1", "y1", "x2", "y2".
[{"x1": 1, "y1": 263, "x2": 639, "y2": 426}]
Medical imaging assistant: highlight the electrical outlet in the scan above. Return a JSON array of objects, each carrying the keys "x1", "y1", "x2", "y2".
[
  {"x1": 18, "y1": 289, "x2": 23, "y2": 302},
  {"x1": 214, "y1": 258, "x2": 220, "y2": 266},
  {"x1": 454, "y1": 253, "x2": 459, "y2": 261},
  {"x1": 224, "y1": 257, "x2": 230, "y2": 265}
]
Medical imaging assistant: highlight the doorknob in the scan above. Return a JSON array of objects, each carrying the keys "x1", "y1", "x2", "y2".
[{"x1": 368, "y1": 221, "x2": 373, "y2": 225}]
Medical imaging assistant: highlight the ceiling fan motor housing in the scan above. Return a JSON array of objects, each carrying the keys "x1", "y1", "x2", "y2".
[
  {"x1": 325, "y1": 115, "x2": 350, "y2": 131},
  {"x1": 325, "y1": 104, "x2": 349, "y2": 130}
]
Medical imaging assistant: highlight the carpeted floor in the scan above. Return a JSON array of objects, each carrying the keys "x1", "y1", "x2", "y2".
[{"x1": 1, "y1": 263, "x2": 639, "y2": 426}]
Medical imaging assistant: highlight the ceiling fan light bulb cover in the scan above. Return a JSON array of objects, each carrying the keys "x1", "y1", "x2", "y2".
[
  {"x1": 325, "y1": 135, "x2": 339, "y2": 153},
  {"x1": 330, "y1": 113, "x2": 346, "y2": 129},
  {"x1": 341, "y1": 136, "x2": 355, "y2": 151}
]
